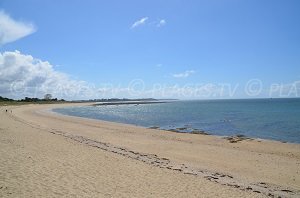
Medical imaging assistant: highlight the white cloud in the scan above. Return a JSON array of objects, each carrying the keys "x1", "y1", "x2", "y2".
[
  {"x1": 157, "y1": 19, "x2": 166, "y2": 27},
  {"x1": 0, "y1": 10, "x2": 36, "y2": 45},
  {"x1": 172, "y1": 70, "x2": 195, "y2": 78},
  {"x1": 0, "y1": 51, "x2": 95, "y2": 99},
  {"x1": 131, "y1": 17, "x2": 148, "y2": 29}
]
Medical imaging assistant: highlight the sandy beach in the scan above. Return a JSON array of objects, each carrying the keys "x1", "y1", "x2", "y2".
[{"x1": 0, "y1": 103, "x2": 299, "y2": 197}]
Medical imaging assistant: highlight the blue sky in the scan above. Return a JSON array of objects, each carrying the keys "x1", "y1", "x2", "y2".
[{"x1": 0, "y1": 0, "x2": 300, "y2": 99}]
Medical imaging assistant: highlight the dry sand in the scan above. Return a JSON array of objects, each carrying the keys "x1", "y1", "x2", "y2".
[{"x1": 0, "y1": 103, "x2": 299, "y2": 197}]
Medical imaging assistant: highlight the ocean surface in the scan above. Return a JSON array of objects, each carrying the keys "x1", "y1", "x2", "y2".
[{"x1": 53, "y1": 98, "x2": 300, "y2": 143}]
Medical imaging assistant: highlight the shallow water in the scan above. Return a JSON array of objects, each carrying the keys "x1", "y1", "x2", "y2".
[{"x1": 53, "y1": 98, "x2": 300, "y2": 143}]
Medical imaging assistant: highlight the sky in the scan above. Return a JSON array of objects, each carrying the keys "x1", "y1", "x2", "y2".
[{"x1": 0, "y1": 0, "x2": 300, "y2": 100}]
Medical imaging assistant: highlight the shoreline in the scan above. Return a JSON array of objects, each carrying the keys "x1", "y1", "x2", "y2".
[
  {"x1": 52, "y1": 105, "x2": 300, "y2": 145},
  {"x1": 1, "y1": 103, "x2": 300, "y2": 197}
]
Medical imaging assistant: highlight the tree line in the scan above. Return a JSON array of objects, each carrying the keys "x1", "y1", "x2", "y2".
[{"x1": 0, "y1": 94, "x2": 65, "y2": 102}]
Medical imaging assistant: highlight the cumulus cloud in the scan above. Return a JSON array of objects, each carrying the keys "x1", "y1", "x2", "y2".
[
  {"x1": 131, "y1": 17, "x2": 148, "y2": 29},
  {"x1": 172, "y1": 70, "x2": 195, "y2": 78},
  {"x1": 0, "y1": 10, "x2": 36, "y2": 45},
  {"x1": 0, "y1": 51, "x2": 95, "y2": 99},
  {"x1": 157, "y1": 19, "x2": 166, "y2": 27}
]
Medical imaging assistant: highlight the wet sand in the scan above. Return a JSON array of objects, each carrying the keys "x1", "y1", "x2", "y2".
[{"x1": 0, "y1": 103, "x2": 299, "y2": 197}]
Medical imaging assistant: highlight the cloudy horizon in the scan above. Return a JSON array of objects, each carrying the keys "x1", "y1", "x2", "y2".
[{"x1": 0, "y1": 1, "x2": 299, "y2": 100}]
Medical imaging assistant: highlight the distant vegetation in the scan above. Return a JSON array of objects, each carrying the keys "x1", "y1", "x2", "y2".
[
  {"x1": 75, "y1": 98, "x2": 158, "y2": 102},
  {"x1": 0, "y1": 96, "x2": 14, "y2": 102},
  {"x1": 0, "y1": 96, "x2": 169, "y2": 106},
  {"x1": 0, "y1": 94, "x2": 66, "y2": 106},
  {"x1": 19, "y1": 97, "x2": 64, "y2": 102}
]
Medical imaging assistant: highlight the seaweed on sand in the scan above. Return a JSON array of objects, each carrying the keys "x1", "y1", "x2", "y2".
[{"x1": 224, "y1": 134, "x2": 253, "y2": 143}]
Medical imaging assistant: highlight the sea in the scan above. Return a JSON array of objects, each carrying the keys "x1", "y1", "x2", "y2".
[{"x1": 52, "y1": 98, "x2": 300, "y2": 144}]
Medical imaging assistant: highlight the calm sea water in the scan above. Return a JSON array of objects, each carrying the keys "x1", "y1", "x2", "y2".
[{"x1": 53, "y1": 98, "x2": 300, "y2": 143}]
